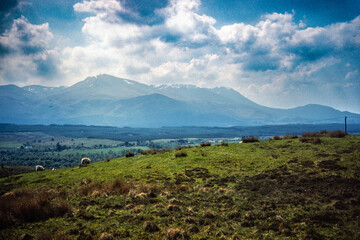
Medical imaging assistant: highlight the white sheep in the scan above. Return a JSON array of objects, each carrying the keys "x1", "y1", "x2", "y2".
[
  {"x1": 35, "y1": 165, "x2": 44, "y2": 171},
  {"x1": 81, "y1": 158, "x2": 91, "y2": 165}
]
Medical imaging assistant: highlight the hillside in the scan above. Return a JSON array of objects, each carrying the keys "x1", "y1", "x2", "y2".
[
  {"x1": 1, "y1": 74, "x2": 359, "y2": 127},
  {"x1": 1, "y1": 134, "x2": 359, "y2": 239}
]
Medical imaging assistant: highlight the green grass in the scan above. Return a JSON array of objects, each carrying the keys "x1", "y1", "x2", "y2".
[{"x1": 0, "y1": 136, "x2": 359, "y2": 239}]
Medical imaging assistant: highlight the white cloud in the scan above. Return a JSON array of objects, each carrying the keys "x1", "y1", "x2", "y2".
[
  {"x1": 0, "y1": 16, "x2": 53, "y2": 53},
  {"x1": 159, "y1": 0, "x2": 216, "y2": 42},
  {"x1": 74, "y1": 0, "x2": 128, "y2": 16},
  {"x1": 0, "y1": 16, "x2": 62, "y2": 85},
  {"x1": 1, "y1": 0, "x2": 359, "y2": 112}
]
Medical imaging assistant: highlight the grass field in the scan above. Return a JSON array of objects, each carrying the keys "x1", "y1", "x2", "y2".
[{"x1": 0, "y1": 134, "x2": 359, "y2": 239}]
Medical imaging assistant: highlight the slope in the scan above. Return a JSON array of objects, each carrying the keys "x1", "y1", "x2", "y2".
[{"x1": 0, "y1": 135, "x2": 359, "y2": 239}]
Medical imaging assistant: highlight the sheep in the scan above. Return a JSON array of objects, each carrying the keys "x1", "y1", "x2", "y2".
[
  {"x1": 81, "y1": 157, "x2": 91, "y2": 165},
  {"x1": 52, "y1": 168, "x2": 56, "y2": 171},
  {"x1": 35, "y1": 165, "x2": 44, "y2": 171}
]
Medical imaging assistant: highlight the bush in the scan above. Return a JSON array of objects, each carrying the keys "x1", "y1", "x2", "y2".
[
  {"x1": 220, "y1": 141, "x2": 228, "y2": 146},
  {"x1": 200, "y1": 142, "x2": 211, "y2": 147},
  {"x1": 283, "y1": 134, "x2": 298, "y2": 139},
  {"x1": 141, "y1": 148, "x2": 170, "y2": 155},
  {"x1": 320, "y1": 130, "x2": 328, "y2": 135},
  {"x1": 157, "y1": 148, "x2": 171, "y2": 154},
  {"x1": 175, "y1": 152, "x2": 187, "y2": 158},
  {"x1": 242, "y1": 137, "x2": 259, "y2": 143},
  {"x1": 273, "y1": 136, "x2": 281, "y2": 140},
  {"x1": 125, "y1": 152, "x2": 134, "y2": 158},
  {"x1": 299, "y1": 137, "x2": 321, "y2": 144},
  {"x1": 329, "y1": 130, "x2": 347, "y2": 138},
  {"x1": 141, "y1": 149, "x2": 157, "y2": 155}
]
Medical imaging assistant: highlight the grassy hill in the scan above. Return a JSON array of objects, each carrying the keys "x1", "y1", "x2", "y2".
[{"x1": 0, "y1": 133, "x2": 359, "y2": 239}]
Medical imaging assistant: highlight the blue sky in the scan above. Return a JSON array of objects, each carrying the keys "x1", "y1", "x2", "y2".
[{"x1": 0, "y1": 0, "x2": 359, "y2": 113}]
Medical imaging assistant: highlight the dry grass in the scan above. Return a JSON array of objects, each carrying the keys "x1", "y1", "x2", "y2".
[
  {"x1": 0, "y1": 188, "x2": 71, "y2": 229},
  {"x1": 78, "y1": 178, "x2": 134, "y2": 196}
]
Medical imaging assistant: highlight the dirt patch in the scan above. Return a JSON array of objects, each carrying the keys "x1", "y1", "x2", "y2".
[
  {"x1": 318, "y1": 160, "x2": 347, "y2": 171},
  {"x1": 236, "y1": 165, "x2": 360, "y2": 205},
  {"x1": 185, "y1": 167, "x2": 210, "y2": 179}
]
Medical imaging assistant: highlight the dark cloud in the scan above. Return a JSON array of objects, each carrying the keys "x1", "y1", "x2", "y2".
[
  {"x1": 121, "y1": 0, "x2": 168, "y2": 25},
  {"x1": 242, "y1": 54, "x2": 280, "y2": 72},
  {"x1": 35, "y1": 55, "x2": 60, "y2": 78},
  {"x1": 0, "y1": 42, "x2": 11, "y2": 56}
]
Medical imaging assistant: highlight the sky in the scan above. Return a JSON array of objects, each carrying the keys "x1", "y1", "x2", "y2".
[{"x1": 0, "y1": 0, "x2": 359, "y2": 113}]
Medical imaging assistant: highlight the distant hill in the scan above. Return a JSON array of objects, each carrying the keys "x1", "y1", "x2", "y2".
[{"x1": 0, "y1": 74, "x2": 358, "y2": 127}]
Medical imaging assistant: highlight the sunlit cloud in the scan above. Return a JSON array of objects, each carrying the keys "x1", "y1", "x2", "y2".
[{"x1": 0, "y1": 0, "x2": 359, "y2": 112}]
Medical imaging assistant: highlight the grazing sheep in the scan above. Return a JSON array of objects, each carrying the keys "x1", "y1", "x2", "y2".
[
  {"x1": 81, "y1": 158, "x2": 91, "y2": 165},
  {"x1": 35, "y1": 165, "x2": 44, "y2": 171},
  {"x1": 52, "y1": 168, "x2": 56, "y2": 171}
]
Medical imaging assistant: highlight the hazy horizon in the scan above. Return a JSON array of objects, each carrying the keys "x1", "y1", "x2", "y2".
[{"x1": 0, "y1": 0, "x2": 359, "y2": 113}]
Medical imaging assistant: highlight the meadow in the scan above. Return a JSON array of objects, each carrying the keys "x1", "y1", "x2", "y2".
[{"x1": 0, "y1": 131, "x2": 359, "y2": 239}]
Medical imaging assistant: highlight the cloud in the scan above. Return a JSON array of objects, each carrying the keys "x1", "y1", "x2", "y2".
[
  {"x1": 0, "y1": 16, "x2": 61, "y2": 84},
  {"x1": 0, "y1": 16, "x2": 53, "y2": 55},
  {"x1": 158, "y1": 0, "x2": 216, "y2": 43},
  {"x1": 1, "y1": 0, "x2": 359, "y2": 112}
]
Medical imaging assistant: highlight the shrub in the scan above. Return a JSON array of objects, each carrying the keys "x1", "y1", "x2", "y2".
[
  {"x1": 200, "y1": 142, "x2": 211, "y2": 147},
  {"x1": 157, "y1": 148, "x2": 171, "y2": 154},
  {"x1": 141, "y1": 149, "x2": 157, "y2": 155},
  {"x1": 125, "y1": 152, "x2": 134, "y2": 158},
  {"x1": 174, "y1": 146, "x2": 183, "y2": 151},
  {"x1": 299, "y1": 137, "x2": 321, "y2": 144},
  {"x1": 273, "y1": 136, "x2": 281, "y2": 140},
  {"x1": 242, "y1": 137, "x2": 259, "y2": 143},
  {"x1": 320, "y1": 130, "x2": 328, "y2": 135},
  {"x1": 329, "y1": 130, "x2": 347, "y2": 138},
  {"x1": 220, "y1": 141, "x2": 228, "y2": 146},
  {"x1": 283, "y1": 134, "x2": 298, "y2": 139},
  {"x1": 175, "y1": 152, "x2": 187, "y2": 158}
]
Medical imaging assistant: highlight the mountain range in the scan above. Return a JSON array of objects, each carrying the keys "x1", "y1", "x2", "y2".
[{"x1": 0, "y1": 74, "x2": 358, "y2": 127}]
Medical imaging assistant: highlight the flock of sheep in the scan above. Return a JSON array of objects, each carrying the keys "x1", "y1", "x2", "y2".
[{"x1": 35, "y1": 157, "x2": 91, "y2": 171}]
